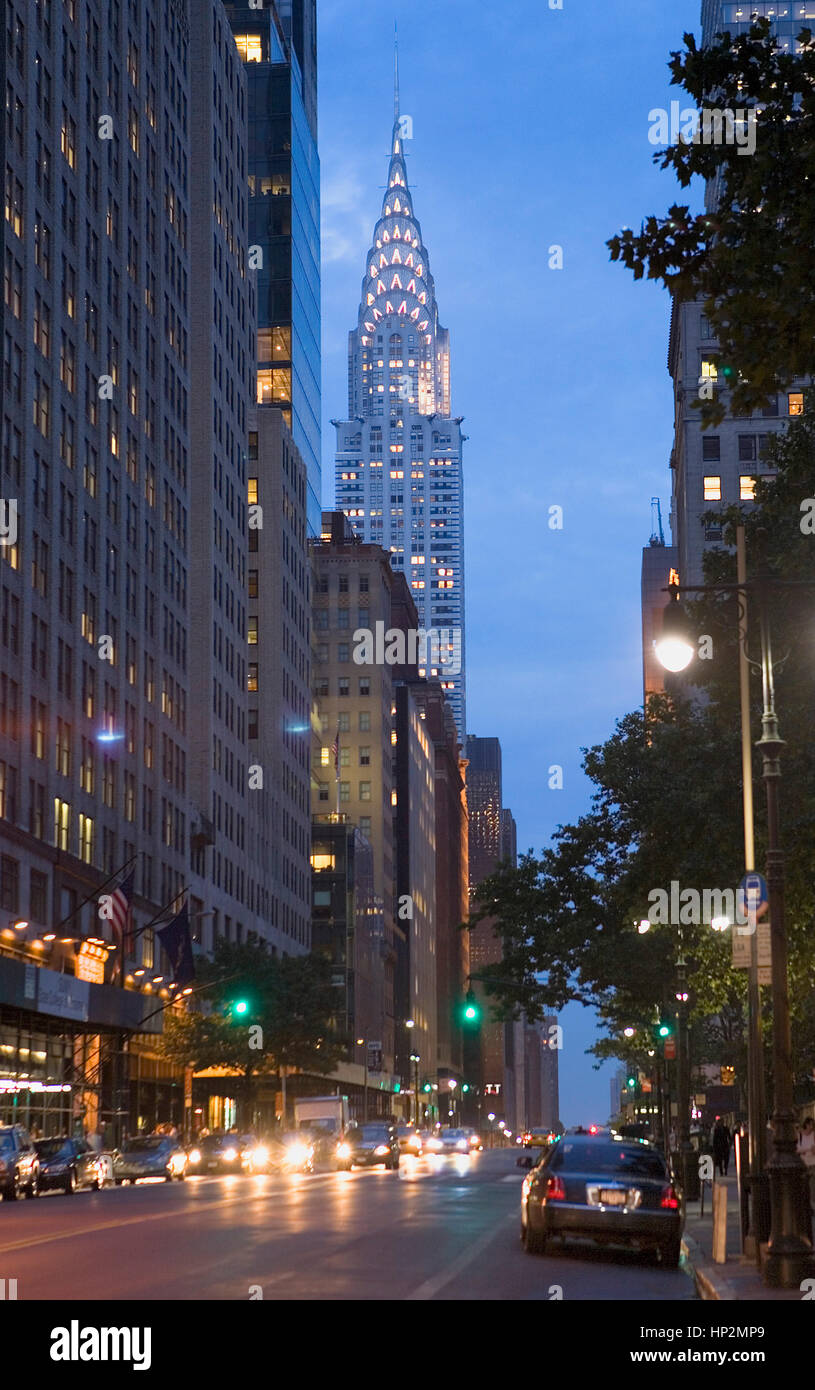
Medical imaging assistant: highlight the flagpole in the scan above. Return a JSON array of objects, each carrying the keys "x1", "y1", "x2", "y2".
[{"x1": 54, "y1": 853, "x2": 139, "y2": 936}]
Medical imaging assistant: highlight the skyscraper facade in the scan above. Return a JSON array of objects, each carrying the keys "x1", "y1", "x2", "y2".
[
  {"x1": 669, "y1": 2, "x2": 806, "y2": 587},
  {"x1": 225, "y1": 2, "x2": 321, "y2": 535},
  {"x1": 334, "y1": 67, "x2": 466, "y2": 737}
]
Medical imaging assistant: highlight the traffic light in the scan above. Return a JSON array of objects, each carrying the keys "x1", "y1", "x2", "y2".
[
  {"x1": 461, "y1": 990, "x2": 481, "y2": 1026},
  {"x1": 234, "y1": 1000, "x2": 249, "y2": 1015},
  {"x1": 393, "y1": 1081, "x2": 401, "y2": 1093},
  {"x1": 462, "y1": 1084, "x2": 470, "y2": 1094},
  {"x1": 226, "y1": 997, "x2": 251, "y2": 1021},
  {"x1": 626, "y1": 1075, "x2": 637, "y2": 1090},
  {"x1": 422, "y1": 1082, "x2": 432, "y2": 1094}
]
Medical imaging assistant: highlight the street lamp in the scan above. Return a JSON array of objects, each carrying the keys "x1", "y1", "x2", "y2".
[
  {"x1": 356, "y1": 1036, "x2": 369, "y2": 1123},
  {"x1": 655, "y1": 539, "x2": 815, "y2": 1285},
  {"x1": 409, "y1": 1053, "x2": 421, "y2": 1129}
]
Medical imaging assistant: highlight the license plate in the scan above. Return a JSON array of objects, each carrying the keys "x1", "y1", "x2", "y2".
[
  {"x1": 207, "y1": 1162, "x2": 218, "y2": 1170},
  {"x1": 599, "y1": 1189, "x2": 627, "y2": 1206}
]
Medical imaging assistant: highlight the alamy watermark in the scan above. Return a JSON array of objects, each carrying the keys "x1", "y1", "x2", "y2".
[
  {"x1": 648, "y1": 102, "x2": 757, "y2": 157},
  {"x1": 647, "y1": 881, "x2": 754, "y2": 932},
  {"x1": 353, "y1": 622, "x2": 461, "y2": 677}
]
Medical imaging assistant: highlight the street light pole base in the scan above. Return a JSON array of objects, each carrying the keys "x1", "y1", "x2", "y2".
[{"x1": 763, "y1": 1157, "x2": 815, "y2": 1289}]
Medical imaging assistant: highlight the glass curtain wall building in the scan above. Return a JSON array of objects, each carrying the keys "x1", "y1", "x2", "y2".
[{"x1": 225, "y1": 2, "x2": 321, "y2": 535}]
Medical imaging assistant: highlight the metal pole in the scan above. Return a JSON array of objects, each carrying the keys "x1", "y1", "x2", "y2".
[
  {"x1": 736, "y1": 527, "x2": 768, "y2": 1257},
  {"x1": 757, "y1": 585, "x2": 814, "y2": 1286},
  {"x1": 676, "y1": 947, "x2": 699, "y2": 1199},
  {"x1": 363, "y1": 1052, "x2": 368, "y2": 1123}
]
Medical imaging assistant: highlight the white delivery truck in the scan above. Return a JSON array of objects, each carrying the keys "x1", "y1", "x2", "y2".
[{"x1": 294, "y1": 1095, "x2": 350, "y2": 1165}]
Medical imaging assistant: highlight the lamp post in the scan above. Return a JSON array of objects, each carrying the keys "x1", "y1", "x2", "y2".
[
  {"x1": 356, "y1": 1036, "x2": 368, "y2": 1123},
  {"x1": 654, "y1": 553, "x2": 815, "y2": 1286},
  {"x1": 409, "y1": 1054, "x2": 420, "y2": 1128}
]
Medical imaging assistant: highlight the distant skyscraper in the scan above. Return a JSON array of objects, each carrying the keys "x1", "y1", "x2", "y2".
[
  {"x1": 334, "y1": 52, "x2": 466, "y2": 736},
  {"x1": 669, "y1": 2, "x2": 803, "y2": 587},
  {"x1": 225, "y1": 2, "x2": 322, "y2": 535}
]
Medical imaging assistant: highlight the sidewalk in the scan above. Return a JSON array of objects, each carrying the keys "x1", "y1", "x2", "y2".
[{"x1": 681, "y1": 1173, "x2": 802, "y2": 1300}]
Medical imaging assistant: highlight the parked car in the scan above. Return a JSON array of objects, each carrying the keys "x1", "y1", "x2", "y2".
[
  {"x1": 336, "y1": 1123, "x2": 400, "y2": 1171},
  {"x1": 186, "y1": 1132, "x2": 253, "y2": 1175},
  {"x1": 521, "y1": 1132, "x2": 683, "y2": 1265},
  {"x1": 0, "y1": 1125, "x2": 39, "y2": 1201},
  {"x1": 113, "y1": 1135, "x2": 187, "y2": 1184},
  {"x1": 35, "y1": 1136, "x2": 103, "y2": 1194},
  {"x1": 243, "y1": 1132, "x2": 314, "y2": 1175}
]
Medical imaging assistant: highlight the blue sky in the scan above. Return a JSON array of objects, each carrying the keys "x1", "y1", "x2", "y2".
[{"x1": 318, "y1": 0, "x2": 702, "y2": 1125}]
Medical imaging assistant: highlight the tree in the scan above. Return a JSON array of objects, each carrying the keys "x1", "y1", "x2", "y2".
[
  {"x1": 608, "y1": 18, "x2": 815, "y2": 424},
  {"x1": 159, "y1": 939, "x2": 346, "y2": 1125}
]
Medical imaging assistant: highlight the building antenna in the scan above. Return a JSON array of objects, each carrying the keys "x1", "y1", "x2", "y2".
[{"x1": 394, "y1": 20, "x2": 400, "y2": 123}]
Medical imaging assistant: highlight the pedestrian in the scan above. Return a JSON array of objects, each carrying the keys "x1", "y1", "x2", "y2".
[
  {"x1": 712, "y1": 1116, "x2": 731, "y2": 1177},
  {"x1": 797, "y1": 1116, "x2": 815, "y2": 1209},
  {"x1": 87, "y1": 1125, "x2": 104, "y2": 1154}
]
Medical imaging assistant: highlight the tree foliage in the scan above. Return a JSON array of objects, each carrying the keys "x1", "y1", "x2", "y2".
[{"x1": 608, "y1": 18, "x2": 815, "y2": 424}]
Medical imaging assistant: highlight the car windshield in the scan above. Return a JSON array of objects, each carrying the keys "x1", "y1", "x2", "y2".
[
  {"x1": 356, "y1": 1126, "x2": 391, "y2": 1142},
  {"x1": 549, "y1": 1140, "x2": 667, "y2": 1179},
  {"x1": 124, "y1": 1137, "x2": 167, "y2": 1152},
  {"x1": 35, "y1": 1139, "x2": 71, "y2": 1158},
  {"x1": 444, "y1": 1130, "x2": 467, "y2": 1139},
  {"x1": 0, "y1": 1133, "x2": 17, "y2": 1151}
]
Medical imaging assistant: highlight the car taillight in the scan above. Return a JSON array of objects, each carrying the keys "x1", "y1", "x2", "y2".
[
  {"x1": 546, "y1": 1174, "x2": 566, "y2": 1201},
  {"x1": 660, "y1": 1184, "x2": 680, "y2": 1210}
]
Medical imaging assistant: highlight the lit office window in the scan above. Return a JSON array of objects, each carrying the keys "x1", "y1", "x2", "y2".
[
  {"x1": 703, "y1": 476, "x2": 722, "y2": 501},
  {"x1": 740, "y1": 476, "x2": 756, "y2": 501}
]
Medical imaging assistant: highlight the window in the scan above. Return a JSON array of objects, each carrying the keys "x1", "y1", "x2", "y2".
[
  {"x1": 30, "y1": 869, "x2": 47, "y2": 923},
  {"x1": 761, "y1": 396, "x2": 778, "y2": 418},
  {"x1": 359, "y1": 816, "x2": 371, "y2": 836},
  {"x1": 700, "y1": 358, "x2": 718, "y2": 380},
  {"x1": 702, "y1": 436, "x2": 720, "y2": 462},
  {"x1": 359, "y1": 781, "x2": 371, "y2": 801},
  {"x1": 338, "y1": 678, "x2": 349, "y2": 697},
  {"x1": 338, "y1": 713, "x2": 350, "y2": 733},
  {"x1": 703, "y1": 476, "x2": 722, "y2": 502},
  {"x1": 0, "y1": 855, "x2": 19, "y2": 913},
  {"x1": 339, "y1": 782, "x2": 350, "y2": 803},
  {"x1": 337, "y1": 609, "x2": 349, "y2": 630},
  {"x1": 78, "y1": 812, "x2": 93, "y2": 864},
  {"x1": 359, "y1": 678, "x2": 371, "y2": 696},
  {"x1": 247, "y1": 617, "x2": 258, "y2": 645},
  {"x1": 738, "y1": 435, "x2": 756, "y2": 462},
  {"x1": 789, "y1": 393, "x2": 804, "y2": 416},
  {"x1": 337, "y1": 643, "x2": 350, "y2": 663},
  {"x1": 359, "y1": 711, "x2": 371, "y2": 732},
  {"x1": 247, "y1": 663, "x2": 258, "y2": 693},
  {"x1": 338, "y1": 575, "x2": 349, "y2": 594},
  {"x1": 54, "y1": 798, "x2": 70, "y2": 851},
  {"x1": 359, "y1": 747, "x2": 371, "y2": 766},
  {"x1": 740, "y1": 476, "x2": 756, "y2": 502}
]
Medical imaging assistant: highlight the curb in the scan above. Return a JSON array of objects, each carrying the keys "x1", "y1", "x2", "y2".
[{"x1": 681, "y1": 1231, "x2": 739, "y2": 1300}]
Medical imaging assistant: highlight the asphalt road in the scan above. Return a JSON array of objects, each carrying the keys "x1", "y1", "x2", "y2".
[{"x1": 0, "y1": 1150, "x2": 697, "y2": 1301}]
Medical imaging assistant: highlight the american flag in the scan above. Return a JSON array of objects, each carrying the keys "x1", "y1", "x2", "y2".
[
  {"x1": 332, "y1": 724, "x2": 340, "y2": 776},
  {"x1": 106, "y1": 871, "x2": 134, "y2": 954}
]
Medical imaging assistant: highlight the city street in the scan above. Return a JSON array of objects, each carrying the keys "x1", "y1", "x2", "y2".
[{"x1": 0, "y1": 1151, "x2": 695, "y2": 1302}]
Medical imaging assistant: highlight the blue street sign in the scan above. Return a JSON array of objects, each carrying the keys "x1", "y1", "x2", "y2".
[{"x1": 737, "y1": 873, "x2": 769, "y2": 921}]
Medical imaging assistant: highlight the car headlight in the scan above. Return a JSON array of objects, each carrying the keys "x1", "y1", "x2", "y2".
[
  {"x1": 189, "y1": 1148, "x2": 201, "y2": 1165},
  {"x1": 286, "y1": 1144, "x2": 309, "y2": 1166},
  {"x1": 223, "y1": 1147, "x2": 238, "y2": 1162},
  {"x1": 469, "y1": 1135, "x2": 478, "y2": 1146},
  {"x1": 170, "y1": 1154, "x2": 186, "y2": 1173},
  {"x1": 251, "y1": 1145, "x2": 269, "y2": 1166},
  {"x1": 374, "y1": 1145, "x2": 389, "y2": 1157},
  {"x1": 408, "y1": 1135, "x2": 421, "y2": 1149},
  {"x1": 456, "y1": 1140, "x2": 468, "y2": 1151},
  {"x1": 337, "y1": 1143, "x2": 351, "y2": 1160},
  {"x1": 427, "y1": 1138, "x2": 442, "y2": 1152}
]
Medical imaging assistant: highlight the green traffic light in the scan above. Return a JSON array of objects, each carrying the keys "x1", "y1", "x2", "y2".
[
  {"x1": 423, "y1": 1083, "x2": 432, "y2": 1093},
  {"x1": 627, "y1": 1076, "x2": 637, "y2": 1089},
  {"x1": 462, "y1": 1084, "x2": 469, "y2": 1094},
  {"x1": 234, "y1": 1000, "x2": 249, "y2": 1016},
  {"x1": 658, "y1": 1024, "x2": 671, "y2": 1037},
  {"x1": 464, "y1": 1004, "x2": 477, "y2": 1021}
]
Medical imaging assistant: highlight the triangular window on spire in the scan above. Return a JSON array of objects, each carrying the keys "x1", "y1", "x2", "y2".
[
  {"x1": 377, "y1": 280, "x2": 387, "y2": 295},
  {"x1": 383, "y1": 231, "x2": 390, "y2": 243},
  {"x1": 384, "y1": 205, "x2": 391, "y2": 217},
  {"x1": 418, "y1": 292, "x2": 427, "y2": 305},
  {"x1": 385, "y1": 301, "x2": 395, "y2": 315},
  {"x1": 419, "y1": 320, "x2": 429, "y2": 332},
  {"x1": 365, "y1": 321, "x2": 375, "y2": 332},
  {"x1": 367, "y1": 293, "x2": 375, "y2": 306},
  {"x1": 416, "y1": 265, "x2": 423, "y2": 278},
  {"x1": 393, "y1": 225, "x2": 401, "y2": 240},
  {"x1": 397, "y1": 300, "x2": 407, "y2": 315},
  {"x1": 379, "y1": 254, "x2": 388, "y2": 267},
  {"x1": 391, "y1": 249, "x2": 402, "y2": 264},
  {"x1": 391, "y1": 274, "x2": 402, "y2": 290},
  {"x1": 370, "y1": 265, "x2": 377, "y2": 278},
  {"x1": 405, "y1": 253, "x2": 414, "y2": 268},
  {"x1": 406, "y1": 279, "x2": 417, "y2": 295},
  {"x1": 410, "y1": 308, "x2": 420, "y2": 321},
  {"x1": 393, "y1": 197, "x2": 401, "y2": 212},
  {"x1": 373, "y1": 308, "x2": 383, "y2": 321}
]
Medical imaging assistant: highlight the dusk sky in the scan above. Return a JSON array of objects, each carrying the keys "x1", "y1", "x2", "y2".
[{"x1": 318, "y1": 0, "x2": 702, "y2": 1126}]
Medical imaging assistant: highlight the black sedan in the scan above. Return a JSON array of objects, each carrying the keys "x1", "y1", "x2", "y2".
[
  {"x1": 35, "y1": 1137, "x2": 102, "y2": 1194},
  {"x1": 335, "y1": 1123, "x2": 400, "y2": 1171},
  {"x1": 186, "y1": 1132, "x2": 249, "y2": 1175},
  {"x1": 113, "y1": 1135, "x2": 188, "y2": 1184},
  {"x1": 521, "y1": 1133, "x2": 683, "y2": 1265}
]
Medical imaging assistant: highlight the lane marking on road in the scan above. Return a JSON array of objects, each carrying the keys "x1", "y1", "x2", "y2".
[{"x1": 405, "y1": 1217, "x2": 507, "y2": 1301}]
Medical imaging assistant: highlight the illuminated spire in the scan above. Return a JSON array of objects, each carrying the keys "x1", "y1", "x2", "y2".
[{"x1": 394, "y1": 21, "x2": 400, "y2": 124}]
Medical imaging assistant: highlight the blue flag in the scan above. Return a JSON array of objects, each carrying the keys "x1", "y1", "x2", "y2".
[{"x1": 157, "y1": 903, "x2": 195, "y2": 989}]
